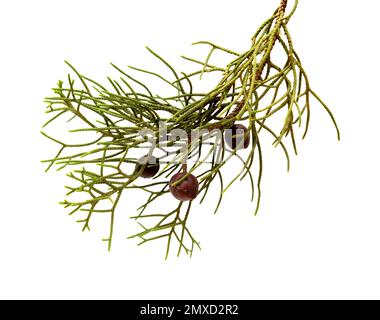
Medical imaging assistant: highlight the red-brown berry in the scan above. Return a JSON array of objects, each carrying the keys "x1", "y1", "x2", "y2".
[
  {"x1": 135, "y1": 156, "x2": 160, "y2": 178},
  {"x1": 169, "y1": 172, "x2": 199, "y2": 201},
  {"x1": 224, "y1": 124, "x2": 250, "y2": 150}
]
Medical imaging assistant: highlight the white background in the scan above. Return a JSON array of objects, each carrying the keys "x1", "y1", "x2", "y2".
[{"x1": 0, "y1": 0, "x2": 379, "y2": 300}]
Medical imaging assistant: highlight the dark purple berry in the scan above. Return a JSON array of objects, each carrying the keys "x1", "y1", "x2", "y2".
[
  {"x1": 169, "y1": 172, "x2": 199, "y2": 201},
  {"x1": 224, "y1": 124, "x2": 250, "y2": 150},
  {"x1": 135, "y1": 156, "x2": 160, "y2": 178}
]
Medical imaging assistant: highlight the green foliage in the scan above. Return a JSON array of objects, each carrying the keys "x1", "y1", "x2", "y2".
[{"x1": 42, "y1": 0, "x2": 339, "y2": 257}]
